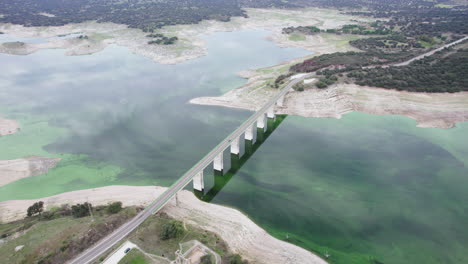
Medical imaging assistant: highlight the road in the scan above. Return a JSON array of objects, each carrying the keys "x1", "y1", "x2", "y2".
[{"x1": 67, "y1": 72, "x2": 312, "y2": 264}]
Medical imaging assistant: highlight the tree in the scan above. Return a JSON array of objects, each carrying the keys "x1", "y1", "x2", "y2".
[
  {"x1": 200, "y1": 254, "x2": 214, "y2": 264},
  {"x1": 107, "y1": 201, "x2": 123, "y2": 214},
  {"x1": 229, "y1": 254, "x2": 248, "y2": 264},
  {"x1": 160, "y1": 220, "x2": 185, "y2": 240},
  {"x1": 71, "y1": 203, "x2": 92, "y2": 218},
  {"x1": 27, "y1": 201, "x2": 44, "y2": 217}
]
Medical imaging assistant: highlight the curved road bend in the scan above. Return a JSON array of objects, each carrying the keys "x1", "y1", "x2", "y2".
[{"x1": 68, "y1": 73, "x2": 313, "y2": 264}]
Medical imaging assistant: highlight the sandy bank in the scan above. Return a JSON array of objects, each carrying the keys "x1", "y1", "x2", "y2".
[
  {"x1": 0, "y1": 156, "x2": 61, "y2": 187},
  {"x1": 0, "y1": 8, "x2": 370, "y2": 64},
  {"x1": 0, "y1": 185, "x2": 327, "y2": 264},
  {"x1": 0, "y1": 117, "x2": 19, "y2": 136},
  {"x1": 191, "y1": 68, "x2": 468, "y2": 129}
]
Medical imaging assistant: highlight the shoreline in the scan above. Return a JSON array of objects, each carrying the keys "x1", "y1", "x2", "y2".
[
  {"x1": 0, "y1": 185, "x2": 327, "y2": 264},
  {"x1": 0, "y1": 8, "x2": 371, "y2": 64},
  {"x1": 191, "y1": 69, "x2": 468, "y2": 129}
]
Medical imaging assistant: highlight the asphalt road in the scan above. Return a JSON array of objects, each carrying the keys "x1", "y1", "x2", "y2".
[{"x1": 68, "y1": 72, "x2": 312, "y2": 264}]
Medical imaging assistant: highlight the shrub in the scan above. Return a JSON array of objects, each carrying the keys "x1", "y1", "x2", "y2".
[
  {"x1": 160, "y1": 220, "x2": 185, "y2": 240},
  {"x1": 27, "y1": 201, "x2": 44, "y2": 217},
  {"x1": 107, "y1": 202, "x2": 123, "y2": 214},
  {"x1": 200, "y1": 254, "x2": 214, "y2": 264},
  {"x1": 71, "y1": 203, "x2": 92, "y2": 218}
]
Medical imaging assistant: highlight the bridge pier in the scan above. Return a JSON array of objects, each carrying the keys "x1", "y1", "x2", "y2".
[
  {"x1": 257, "y1": 114, "x2": 265, "y2": 129},
  {"x1": 213, "y1": 152, "x2": 224, "y2": 171},
  {"x1": 267, "y1": 106, "x2": 275, "y2": 119},
  {"x1": 276, "y1": 95, "x2": 285, "y2": 107},
  {"x1": 230, "y1": 137, "x2": 240, "y2": 155},
  {"x1": 245, "y1": 124, "x2": 255, "y2": 142},
  {"x1": 193, "y1": 171, "x2": 204, "y2": 191}
]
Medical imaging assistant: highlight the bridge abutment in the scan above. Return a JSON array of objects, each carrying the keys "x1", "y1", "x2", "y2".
[{"x1": 276, "y1": 95, "x2": 285, "y2": 107}]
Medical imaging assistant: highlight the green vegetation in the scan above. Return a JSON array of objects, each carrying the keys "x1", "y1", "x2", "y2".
[
  {"x1": 27, "y1": 201, "x2": 44, "y2": 217},
  {"x1": 147, "y1": 34, "x2": 179, "y2": 45},
  {"x1": 71, "y1": 202, "x2": 93, "y2": 218},
  {"x1": 107, "y1": 201, "x2": 123, "y2": 214},
  {"x1": 119, "y1": 249, "x2": 151, "y2": 264},
  {"x1": 130, "y1": 213, "x2": 245, "y2": 262},
  {"x1": 288, "y1": 33, "x2": 306, "y2": 41},
  {"x1": 160, "y1": 219, "x2": 185, "y2": 240},
  {"x1": 0, "y1": 204, "x2": 138, "y2": 264},
  {"x1": 348, "y1": 48, "x2": 468, "y2": 92},
  {"x1": 200, "y1": 254, "x2": 215, "y2": 264},
  {"x1": 316, "y1": 75, "x2": 338, "y2": 89},
  {"x1": 229, "y1": 254, "x2": 249, "y2": 264}
]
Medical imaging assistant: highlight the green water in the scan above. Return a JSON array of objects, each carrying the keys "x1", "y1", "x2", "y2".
[{"x1": 203, "y1": 113, "x2": 468, "y2": 264}]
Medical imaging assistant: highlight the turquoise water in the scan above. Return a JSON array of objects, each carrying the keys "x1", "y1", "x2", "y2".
[
  {"x1": 203, "y1": 114, "x2": 468, "y2": 264},
  {"x1": 1, "y1": 29, "x2": 467, "y2": 264}
]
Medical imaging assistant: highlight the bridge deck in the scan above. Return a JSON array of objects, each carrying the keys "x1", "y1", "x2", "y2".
[{"x1": 68, "y1": 73, "x2": 312, "y2": 264}]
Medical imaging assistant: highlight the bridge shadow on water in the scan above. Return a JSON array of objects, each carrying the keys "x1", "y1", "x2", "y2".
[{"x1": 194, "y1": 114, "x2": 287, "y2": 202}]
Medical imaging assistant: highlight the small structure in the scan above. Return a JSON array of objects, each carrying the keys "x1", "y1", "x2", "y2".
[{"x1": 172, "y1": 240, "x2": 221, "y2": 264}]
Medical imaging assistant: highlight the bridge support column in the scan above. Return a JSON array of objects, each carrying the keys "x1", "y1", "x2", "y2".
[
  {"x1": 245, "y1": 124, "x2": 254, "y2": 141},
  {"x1": 193, "y1": 171, "x2": 204, "y2": 191},
  {"x1": 230, "y1": 137, "x2": 240, "y2": 155},
  {"x1": 213, "y1": 152, "x2": 224, "y2": 171},
  {"x1": 267, "y1": 106, "x2": 275, "y2": 119},
  {"x1": 257, "y1": 114, "x2": 265, "y2": 129},
  {"x1": 276, "y1": 96, "x2": 285, "y2": 107}
]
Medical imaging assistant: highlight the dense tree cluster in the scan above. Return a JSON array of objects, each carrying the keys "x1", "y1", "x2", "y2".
[
  {"x1": 348, "y1": 48, "x2": 468, "y2": 93},
  {"x1": 148, "y1": 35, "x2": 178, "y2": 45},
  {"x1": 0, "y1": 0, "x2": 247, "y2": 31},
  {"x1": 282, "y1": 25, "x2": 320, "y2": 35}
]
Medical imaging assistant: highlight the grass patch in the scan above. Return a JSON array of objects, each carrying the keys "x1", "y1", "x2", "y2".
[
  {"x1": 288, "y1": 33, "x2": 306, "y2": 41},
  {"x1": 0, "y1": 206, "x2": 138, "y2": 263},
  {"x1": 119, "y1": 249, "x2": 151, "y2": 264},
  {"x1": 130, "y1": 213, "x2": 229, "y2": 260}
]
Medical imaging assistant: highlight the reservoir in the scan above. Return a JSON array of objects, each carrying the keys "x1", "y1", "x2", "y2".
[{"x1": 0, "y1": 29, "x2": 467, "y2": 264}]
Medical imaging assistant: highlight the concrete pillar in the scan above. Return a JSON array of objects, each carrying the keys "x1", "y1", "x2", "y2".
[
  {"x1": 245, "y1": 124, "x2": 254, "y2": 141},
  {"x1": 230, "y1": 137, "x2": 240, "y2": 155},
  {"x1": 276, "y1": 96, "x2": 285, "y2": 107},
  {"x1": 213, "y1": 152, "x2": 224, "y2": 171},
  {"x1": 193, "y1": 171, "x2": 204, "y2": 191},
  {"x1": 267, "y1": 106, "x2": 275, "y2": 119},
  {"x1": 257, "y1": 114, "x2": 265, "y2": 129}
]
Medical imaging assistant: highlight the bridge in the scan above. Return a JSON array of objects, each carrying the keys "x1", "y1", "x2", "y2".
[{"x1": 68, "y1": 72, "x2": 312, "y2": 264}]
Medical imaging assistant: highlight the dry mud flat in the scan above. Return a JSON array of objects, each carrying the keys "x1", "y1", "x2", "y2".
[
  {"x1": 0, "y1": 156, "x2": 61, "y2": 187},
  {"x1": 0, "y1": 185, "x2": 327, "y2": 264},
  {"x1": 0, "y1": 117, "x2": 19, "y2": 136},
  {"x1": 0, "y1": 8, "x2": 371, "y2": 64}
]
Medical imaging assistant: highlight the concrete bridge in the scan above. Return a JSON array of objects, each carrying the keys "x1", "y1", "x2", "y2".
[{"x1": 68, "y1": 73, "x2": 312, "y2": 264}]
